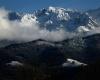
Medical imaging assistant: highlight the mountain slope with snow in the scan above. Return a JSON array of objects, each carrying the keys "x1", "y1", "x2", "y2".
[
  {"x1": 8, "y1": 6, "x2": 99, "y2": 33},
  {"x1": 87, "y1": 7, "x2": 100, "y2": 25}
]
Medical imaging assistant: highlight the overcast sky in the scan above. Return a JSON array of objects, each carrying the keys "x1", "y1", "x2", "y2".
[{"x1": 0, "y1": 0, "x2": 100, "y2": 12}]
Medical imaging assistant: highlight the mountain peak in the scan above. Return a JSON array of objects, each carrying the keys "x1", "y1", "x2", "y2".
[
  {"x1": 48, "y1": 6, "x2": 65, "y2": 13},
  {"x1": 32, "y1": 7, "x2": 98, "y2": 32},
  {"x1": 8, "y1": 7, "x2": 99, "y2": 35},
  {"x1": 48, "y1": 6, "x2": 74, "y2": 12}
]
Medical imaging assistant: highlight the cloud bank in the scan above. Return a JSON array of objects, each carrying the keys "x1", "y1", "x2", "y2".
[{"x1": 0, "y1": 8, "x2": 76, "y2": 42}]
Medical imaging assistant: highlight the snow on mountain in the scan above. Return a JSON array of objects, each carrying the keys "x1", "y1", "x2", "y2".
[
  {"x1": 62, "y1": 58, "x2": 87, "y2": 67},
  {"x1": 6, "y1": 61, "x2": 23, "y2": 66},
  {"x1": 87, "y1": 8, "x2": 100, "y2": 25},
  {"x1": 21, "y1": 14, "x2": 38, "y2": 26},
  {"x1": 19, "y1": 6, "x2": 98, "y2": 33},
  {"x1": 8, "y1": 6, "x2": 99, "y2": 33}
]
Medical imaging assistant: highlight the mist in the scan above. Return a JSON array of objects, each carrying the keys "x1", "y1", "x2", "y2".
[
  {"x1": 0, "y1": 8, "x2": 99, "y2": 42},
  {"x1": 0, "y1": 8, "x2": 76, "y2": 42}
]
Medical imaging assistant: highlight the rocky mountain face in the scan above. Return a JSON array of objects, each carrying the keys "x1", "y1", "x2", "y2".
[{"x1": 87, "y1": 8, "x2": 100, "y2": 25}]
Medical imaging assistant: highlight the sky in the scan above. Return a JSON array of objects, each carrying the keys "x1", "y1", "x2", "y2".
[{"x1": 0, "y1": 0, "x2": 100, "y2": 12}]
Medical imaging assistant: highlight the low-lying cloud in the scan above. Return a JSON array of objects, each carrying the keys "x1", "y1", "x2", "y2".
[{"x1": 0, "y1": 8, "x2": 75, "y2": 42}]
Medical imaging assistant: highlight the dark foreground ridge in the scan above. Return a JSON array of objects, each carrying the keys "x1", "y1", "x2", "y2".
[{"x1": 0, "y1": 33, "x2": 100, "y2": 80}]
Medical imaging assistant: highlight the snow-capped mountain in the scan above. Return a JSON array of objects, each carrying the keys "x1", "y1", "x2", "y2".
[
  {"x1": 0, "y1": 6, "x2": 98, "y2": 47},
  {"x1": 8, "y1": 6, "x2": 99, "y2": 33},
  {"x1": 1, "y1": 7, "x2": 100, "y2": 80}
]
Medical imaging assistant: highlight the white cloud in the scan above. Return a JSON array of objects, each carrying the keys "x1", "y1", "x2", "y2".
[
  {"x1": 0, "y1": 8, "x2": 90, "y2": 42},
  {"x1": 0, "y1": 8, "x2": 70, "y2": 42}
]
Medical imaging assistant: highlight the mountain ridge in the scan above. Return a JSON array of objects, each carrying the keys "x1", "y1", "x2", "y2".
[{"x1": 8, "y1": 6, "x2": 99, "y2": 33}]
